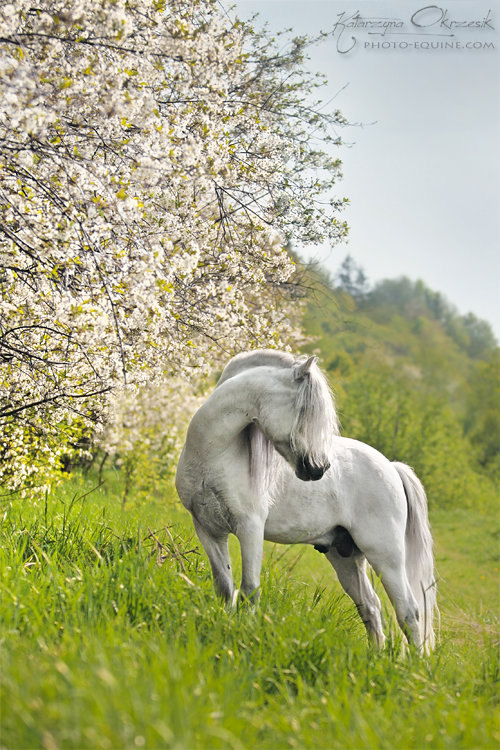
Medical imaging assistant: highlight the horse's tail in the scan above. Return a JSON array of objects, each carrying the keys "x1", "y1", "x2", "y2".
[{"x1": 392, "y1": 462, "x2": 437, "y2": 652}]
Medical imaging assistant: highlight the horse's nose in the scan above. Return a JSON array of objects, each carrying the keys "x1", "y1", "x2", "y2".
[
  {"x1": 309, "y1": 463, "x2": 329, "y2": 481},
  {"x1": 296, "y1": 456, "x2": 330, "y2": 481}
]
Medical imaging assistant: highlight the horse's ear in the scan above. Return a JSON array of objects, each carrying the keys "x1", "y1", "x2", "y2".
[{"x1": 294, "y1": 355, "x2": 318, "y2": 381}]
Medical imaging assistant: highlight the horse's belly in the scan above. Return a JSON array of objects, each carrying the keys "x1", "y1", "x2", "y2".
[{"x1": 263, "y1": 480, "x2": 341, "y2": 545}]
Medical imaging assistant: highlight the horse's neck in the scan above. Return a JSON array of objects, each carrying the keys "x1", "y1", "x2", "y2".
[
  {"x1": 186, "y1": 374, "x2": 260, "y2": 457},
  {"x1": 217, "y1": 350, "x2": 294, "y2": 387}
]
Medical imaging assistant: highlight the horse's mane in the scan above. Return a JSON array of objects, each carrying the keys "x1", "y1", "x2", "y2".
[
  {"x1": 218, "y1": 350, "x2": 339, "y2": 500},
  {"x1": 291, "y1": 359, "x2": 340, "y2": 459}
]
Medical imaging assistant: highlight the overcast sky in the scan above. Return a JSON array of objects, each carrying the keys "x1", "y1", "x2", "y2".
[{"x1": 233, "y1": 1, "x2": 500, "y2": 338}]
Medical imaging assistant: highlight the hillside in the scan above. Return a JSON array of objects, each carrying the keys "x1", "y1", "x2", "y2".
[{"x1": 301, "y1": 256, "x2": 499, "y2": 510}]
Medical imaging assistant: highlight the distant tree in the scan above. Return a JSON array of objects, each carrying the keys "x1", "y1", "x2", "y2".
[
  {"x1": 334, "y1": 255, "x2": 369, "y2": 299},
  {"x1": 462, "y1": 314, "x2": 497, "y2": 359},
  {"x1": 424, "y1": 288, "x2": 450, "y2": 324},
  {"x1": 368, "y1": 277, "x2": 407, "y2": 313},
  {"x1": 465, "y1": 348, "x2": 500, "y2": 477}
]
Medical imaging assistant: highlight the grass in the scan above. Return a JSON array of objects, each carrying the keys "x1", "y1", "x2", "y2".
[{"x1": 1, "y1": 470, "x2": 498, "y2": 749}]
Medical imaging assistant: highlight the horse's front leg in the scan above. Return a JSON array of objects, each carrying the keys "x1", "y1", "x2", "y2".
[
  {"x1": 193, "y1": 518, "x2": 234, "y2": 606},
  {"x1": 236, "y1": 514, "x2": 266, "y2": 603}
]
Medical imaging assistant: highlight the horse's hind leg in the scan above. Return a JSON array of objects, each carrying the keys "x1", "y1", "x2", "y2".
[
  {"x1": 193, "y1": 519, "x2": 234, "y2": 606},
  {"x1": 326, "y1": 548, "x2": 385, "y2": 648},
  {"x1": 361, "y1": 542, "x2": 421, "y2": 648},
  {"x1": 376, "y1": 563, "x2": 421, "y2": 648}
]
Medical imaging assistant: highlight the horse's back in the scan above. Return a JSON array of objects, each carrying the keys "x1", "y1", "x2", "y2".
[
  {"x1": 333, "y1": 436, "x2": 401, "y2": 478},
  {"x1": 333, "y1": 437, "x2": 407, "y2": 504}
]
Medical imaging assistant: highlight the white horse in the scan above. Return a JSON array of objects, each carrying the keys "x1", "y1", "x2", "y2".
[{"x1": 176, "y1": 350, "x2": 436, "y2": 651}]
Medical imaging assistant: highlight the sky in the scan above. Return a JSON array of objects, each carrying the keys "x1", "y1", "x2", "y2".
[{"x1": 232, "y1": 1, "x2": 500, "y2": 338}]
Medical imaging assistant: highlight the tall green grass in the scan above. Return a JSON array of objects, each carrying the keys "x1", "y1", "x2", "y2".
[{"x1": 1, "y1": 473, "x2": 498, "y2": 749}]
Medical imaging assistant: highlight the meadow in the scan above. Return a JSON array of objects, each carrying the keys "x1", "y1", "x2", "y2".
[{"x1": 1, "y1": 469, "x2": 498, "y2": 750}]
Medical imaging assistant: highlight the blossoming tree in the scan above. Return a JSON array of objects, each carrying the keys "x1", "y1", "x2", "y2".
[{"x1": 0, "y1": 0, "x2": 347, "y2": 491}]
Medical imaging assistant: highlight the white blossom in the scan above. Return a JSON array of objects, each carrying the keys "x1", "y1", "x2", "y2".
[{"x1": 0, "y1": 0, "x2": 347, "y2": 492}]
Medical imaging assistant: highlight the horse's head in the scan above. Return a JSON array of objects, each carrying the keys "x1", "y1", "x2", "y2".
[{"x1": 258, "y1": 355, "x2": 338, "y2": 482}]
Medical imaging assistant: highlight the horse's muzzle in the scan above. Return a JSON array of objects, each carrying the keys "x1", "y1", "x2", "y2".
[{"x1": 295, "y1": 455, "x2": 330, "y2": 482}]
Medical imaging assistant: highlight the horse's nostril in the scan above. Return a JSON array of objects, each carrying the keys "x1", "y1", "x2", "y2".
[{"x1": 311, "y1": 467, "x2": 325, "y2": 481}]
